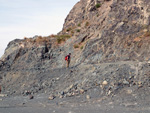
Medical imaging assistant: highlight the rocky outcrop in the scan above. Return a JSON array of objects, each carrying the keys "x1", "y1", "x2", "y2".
[
  {"x1": 0, "y1": 0, "x2": 150, "y2": 102},
  {"x1": 62, "y1": 0, "x2": 150, "y2": 63}
]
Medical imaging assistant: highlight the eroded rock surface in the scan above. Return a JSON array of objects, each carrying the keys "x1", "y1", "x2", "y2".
[{"x1": 0, "y1": 0, "x2": 150, "y2": 108}]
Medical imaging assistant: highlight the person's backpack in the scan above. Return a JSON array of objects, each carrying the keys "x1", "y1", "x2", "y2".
[{"x1": 65, "y1": 55, "x2": 68, "y2": 60}]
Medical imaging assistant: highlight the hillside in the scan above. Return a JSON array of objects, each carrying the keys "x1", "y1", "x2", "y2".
[{"x1": 0, "y1": 0, "x2": 150, "y2": 109}]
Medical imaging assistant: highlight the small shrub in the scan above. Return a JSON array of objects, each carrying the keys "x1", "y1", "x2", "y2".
[
  {"x1": 97, "y1": 14, "x2": 99, "y2": 17},
  {"x1": 85, "y1": 21, "x2": 89, "y2": 27},
  {"x1": 63, "y1": 34, "x2": 71, "y2": 39},
  {"x1": 74, "y1": 44, "x2": 79, "y2": 48},
  {"x1": 78, "y1": 23, "x2": 81, "y2": 27},
  {"x1": 95, "y1": 3, "x2": 101, "y2": 8},
  {"x1": 142, "y1": 24, "x2": 149, "y2": 29},
  {"x1": 36, "y1": 36, "x2": 49, "y2": 44},
  {"x1": 71, "y1": 30, "x2": 75, "y2": 36},
  {"x1": 71, "y1": 30, "x2": 74, "y2": 34},
  {"x1": 24, "y1": 37, "x2": 33, "y2": 43},
  {"x1": 50, "y1": 34, "x2": 56, "y2": 37},
  {"x1": 57, "y1": 37, "x2": 64, "y2": 44},
  {"x1": 24, "y1": 37, "x2": 28, "y2": 40},
  {"x1": 56, "y1": 35, "x2": 71, "y2": 44},
  {"x1": 80, "y1": 46, "x2": 84, "y2": 49},
  {"x1": 76, "y1": 29, "x2": 80, "y2": 32},
  {"x1": 144, "y1": 31, "x2": 150, "y2": 37},
  {"x1": 123, "y1": 19, "x2": 128, "y2": 23},
  {"x1": 66, "y1": 28, "x2": 72, "y2": 32},
  {"x1": 37, "y1": 36, "x2": 42, "y2": 39}
]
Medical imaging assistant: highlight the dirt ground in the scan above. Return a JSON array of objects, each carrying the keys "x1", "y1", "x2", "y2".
[{"x1": 0, "y1": 93, "x2": 150, "y2": 113}]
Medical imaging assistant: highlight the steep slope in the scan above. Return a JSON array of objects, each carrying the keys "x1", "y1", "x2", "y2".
[
  {"x1": 62, "y1": 0, "x2": 150, "y2": 63},
  {"x1": 0, "y1": 0, "x2": 150, "y2": 104}
]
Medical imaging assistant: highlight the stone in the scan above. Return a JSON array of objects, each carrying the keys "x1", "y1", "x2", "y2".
[
  {"x1": 79, "y1": 89, "x2": 85, "y2": 94},
  {"x1": 56, "y1": 77, "x2": 60, "y2": 80},
  {"x1": 25, "y1": 90, "x2": 31, "y2": 95},
  {"x1": 49, "y1": 95, "x2": 55, "y2": 100},
  {"x1": 123, "y1": 79, "x2": 129, "y2": 85},
  {"x1": 60, "y1": 91, "x2": 64, "y2": 95},
  {"x1": 59, "y1": 95, "x2": 63, "y2": 98},
  {"x1": 126, "y1": 89, "x2": 133, "y2": 94},
  {"x1": 29, "y1": 95, "x2": 34, "y2": 100},
  {"x1": 66, "y1": 93, "x2": 73, "y2": 97},
  {"x1": 0, "y1": 94, "x2": 7, "y2": 97},
  {"x1": 107, "y1": 90, "x2": 112, "y2": 95},
  {"x1": 69, "y1": 84, "x2": 74, "y2": 89},
  {"x1": 86, "y1": 95, "x2": 91, "y2": 99},
  {"x1": 68, "y1": 111, "x2": 74, "y2": 113},
  {"x1": 138, "y1": 81, "x2": 143, "y2": 88},
  {"x1": 102, "y1": 81, "x2": 108, "y2": 86}
]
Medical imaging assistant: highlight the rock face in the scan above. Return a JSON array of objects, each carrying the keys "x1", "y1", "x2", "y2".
[
  {"x1": 0, "y1": 0, "x2": 150, "y2": 102},
  {"x1": 62, "y1": 0, "x2": 150, "y2": 63}
]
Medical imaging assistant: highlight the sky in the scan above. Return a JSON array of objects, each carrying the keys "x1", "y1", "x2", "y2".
[{"x1": 0, "y1": 0, "x2": 79, "y2": 57}]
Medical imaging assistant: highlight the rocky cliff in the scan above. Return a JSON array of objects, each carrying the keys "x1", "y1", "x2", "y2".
[{"x1": 0, "y1": 0, "x2": 150, "y2": 103}]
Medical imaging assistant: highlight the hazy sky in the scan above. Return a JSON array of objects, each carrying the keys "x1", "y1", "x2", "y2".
[{"x1": 0, "y1": 0, "x2": 79, "y2": 57}]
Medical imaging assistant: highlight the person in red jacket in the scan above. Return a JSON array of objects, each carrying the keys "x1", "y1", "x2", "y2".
[{"x1": 65, "y1": 53, "x2": 71, "y2": 68}]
